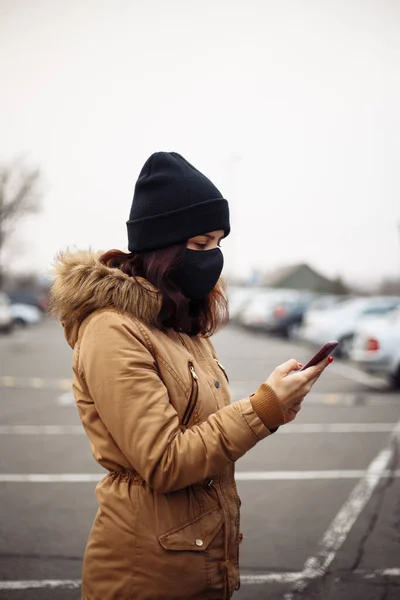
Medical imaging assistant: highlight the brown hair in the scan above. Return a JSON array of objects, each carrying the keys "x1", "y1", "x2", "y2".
[{"x1": 99, "y1": 246, "x2": 228, "y2": 337}]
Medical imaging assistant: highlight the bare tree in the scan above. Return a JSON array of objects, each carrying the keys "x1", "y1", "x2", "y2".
[{"x1": 0, "y1": 159, "x2": 42, "y2": 290}]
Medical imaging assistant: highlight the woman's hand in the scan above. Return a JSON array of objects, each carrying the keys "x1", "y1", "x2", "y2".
[{"x1": 266, "y1": 357, "x2": 332, "y2": 423}]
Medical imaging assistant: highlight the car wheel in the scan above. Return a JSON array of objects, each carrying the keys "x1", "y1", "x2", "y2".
[
  {"x1": 389, "y1": 365, "x2": 400, "y2": 390},
  {"x1": 0, "y1": 323, "x2": 13, "y2": 334},
  {"x1": 13, "y1": 318, "x2": 27, "y2": 328},
  {"x1": 337, "y1": 335, "x2": 354, "y2": 358}
]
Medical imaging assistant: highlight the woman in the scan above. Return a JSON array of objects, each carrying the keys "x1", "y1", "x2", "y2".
[{"x1": 50, "y1": 152, "x2": 331, "y2": 600}]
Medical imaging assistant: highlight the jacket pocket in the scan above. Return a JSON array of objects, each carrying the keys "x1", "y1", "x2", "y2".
[
  {"x1": 181, "y1": 361, "x2": 199, "y2": 428},
  {"x1": 158, "y1": 506, "x2": 223, "y2": 552},
  {"x1": 215, "y1": 358, "x2": 229, "y2": 383}
]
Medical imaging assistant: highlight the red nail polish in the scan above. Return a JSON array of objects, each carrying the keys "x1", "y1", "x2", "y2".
[
  {"x1": 328, "y1": 356, "x2": 334, "y2": 364},
  {"x1": 298, "y1": 363, "x2": 303, "y2": 368}
]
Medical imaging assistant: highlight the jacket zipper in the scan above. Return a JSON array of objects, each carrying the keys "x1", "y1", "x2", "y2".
[
  {"x1": 181, "y1": 362, "x2": 199, "y2": 427},
  {"x1": 215, "y1": 359, "x2": 229, "y2": 383},
  {"x1": 176, "y1": 332, "x2": 189, "y2": 352}
]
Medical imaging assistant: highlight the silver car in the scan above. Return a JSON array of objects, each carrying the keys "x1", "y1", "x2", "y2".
[{"x1": 0, "y1": 292, "x2": 13, "y2": 333}]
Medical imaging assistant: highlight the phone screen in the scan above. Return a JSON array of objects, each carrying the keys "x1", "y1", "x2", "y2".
[{"x1": 300, "y1": 341, "x2": 339, "y2": 371}]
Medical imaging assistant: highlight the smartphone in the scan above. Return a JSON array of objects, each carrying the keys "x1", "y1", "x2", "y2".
[{"x1": 300, "y1": 341, "x2": 339, "y2": 371}]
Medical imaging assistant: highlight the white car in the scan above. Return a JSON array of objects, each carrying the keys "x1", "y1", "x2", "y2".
[
  {"x1": 11, "y1": 303, "x2": 42, "y2": 327},
  {"x1": 351, "y1": 309, "x2": 400, "y2": 387},
  {"x1": 0, "y1": 292, "x2": 13, "y2": 333},
  {"x1": 239, "y1": 289, "x2": 305, "y2": 329},
  {"x1": 299, "y1": 296, "x2": 400, "y2": 357},
  {"x1": 228, "y1": 286, "x2": 261, "y2": 322},
  {"x1": 306, "y1": 294, "x2": 349, "y2": 312}
]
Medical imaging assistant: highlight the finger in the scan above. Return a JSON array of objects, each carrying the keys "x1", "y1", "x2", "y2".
[
  {"x1": 308, "y1": 375, "x2": 320, "y2": 387},
  {"x1": 285, "y1": 408, "x2": 297, "y2": 423},
  {"x1": 305, "y1": 383, "x2": 313, "y2": 394},
  {"x1": 292, "y1": 402, "x2": 302, "y2": 412},
  {"x1": 278, "y1": 358, "x2": 303, "y2": 376},
  {"x1": 303, "y1": 356, "x2": 331, "y2": 381}
]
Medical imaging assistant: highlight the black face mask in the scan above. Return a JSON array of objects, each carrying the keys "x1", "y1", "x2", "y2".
[{"x1": 172, "y1": 248, "x2": 224, "y2": 300}]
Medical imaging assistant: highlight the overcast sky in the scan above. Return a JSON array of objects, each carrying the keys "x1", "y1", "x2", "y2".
[{"x1": 1, "y1": 0, "x2": 399, "y2": 286}]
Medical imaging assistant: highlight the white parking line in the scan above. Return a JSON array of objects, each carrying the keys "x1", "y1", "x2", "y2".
[
  {"x1": 1, "y1": 470, "x2": 400, "y2": 482},
  {"x1": 0, "y1": 423, "x2": 396, "y2": 435},
  {"x1": 241, "y1": 567, "x2": 400, "y2": 585},
  {"x1": 235, "y1": 470, "x2": 400, "y2": 480},
  {"x1": 231, "y1": 388, "x2": 399, "y2": 406},
  {"x1": 1, "y1": 569, "x2": 399, "y2": 590},
  {"x1": 0, "y1": 425, "x2": 83, "y2": 435},
  {"x1": 0, "y1": 474, "x2": 103, "y2": 482},
  {"x1": 0, "y1": 376, "x2": 72, "y2": 390},
  {"x1": 280, "y1": 423, "x2": 395, "y2": 433},
  {"x1": 57, "y1": 391, "x2": 74, "y2": 406},
  {"x1": 362, "y1": 568, "x2": 400, "y2": 578},
  {"x1": 0, "y1": 580, "x2": 81, "y2": 590},
  {"x1": 241, "y1": 572, "x2": 302, "y2": 584},
  {"x1": 283, "y1": 417, "x2": 400, "y2": 599}
]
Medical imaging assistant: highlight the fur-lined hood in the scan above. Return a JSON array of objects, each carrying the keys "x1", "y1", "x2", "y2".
[{"x1": 50, "y1": 250, "x2": 161, "y2": 347}]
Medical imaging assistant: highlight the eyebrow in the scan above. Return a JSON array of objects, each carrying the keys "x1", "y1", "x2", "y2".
[{"x1": 202, "y1": 233, "x2": 224, "y2": 242}]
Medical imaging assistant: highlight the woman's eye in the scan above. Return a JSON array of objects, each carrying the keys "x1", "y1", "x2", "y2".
[{"x1": 195, "y1": 243, "x2": 207, "y2": 249}]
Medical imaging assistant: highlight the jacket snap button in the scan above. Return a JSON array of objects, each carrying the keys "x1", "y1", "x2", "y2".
[
  {"x1": 215, "y1": 380, "x2": 220, "y2": 388},
  {"x1": 195, "y1": 539, "x2": 204, "y2": 547}
]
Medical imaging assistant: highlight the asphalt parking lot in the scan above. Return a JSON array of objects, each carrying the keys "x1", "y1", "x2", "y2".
[{"x1": 0, "y1": 319, "x2": 399, "y2": 599}]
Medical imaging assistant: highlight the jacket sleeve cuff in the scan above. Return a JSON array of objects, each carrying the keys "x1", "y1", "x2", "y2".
[{"x1": 250, "y1": 383, "x2": 285, "y2": 430}]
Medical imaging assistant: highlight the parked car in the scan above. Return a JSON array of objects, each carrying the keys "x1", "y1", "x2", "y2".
[
  {"x1": 6, "y1": 290, "x2": 49, "y2": 312},
  {"x1": 305, "y1": 294, "x2": 349, "y2": 313},
  {"x1": 300, "y1": 296, "x2": 400, "y2": 357},
  {"x1": 227, "y1": 286, "x2": 261, "y2": 322},
  {"x1": 11, "y1": 303, "x2": 42, "y2": 327},
  {"x1": 263, "y1": 292, "x2": 319, "y2": 338},
  {"x1": 351, "y1": 308, "x2": 400, "y2": 388},
  {"x1": 0, "y1": 292, "x2": 13, "y2": 333},
  {"x1": 299, "y1": 294, "x2": 350, "y2": 342},
  {"x1": 240, "y1": 289, "x2": 315, "y2": 337}
]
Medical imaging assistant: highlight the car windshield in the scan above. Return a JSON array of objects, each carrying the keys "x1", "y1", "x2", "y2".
[
  {"x1": 332, "y1": 297, "x2": 400, "y2": 316},
  {"x1": 308, "y1": 296, "x2": 346, "y2": 310}
]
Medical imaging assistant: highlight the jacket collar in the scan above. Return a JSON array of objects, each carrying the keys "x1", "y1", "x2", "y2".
[{"x1": 50, "y1": 250, "x2": 161, "y2": 347}]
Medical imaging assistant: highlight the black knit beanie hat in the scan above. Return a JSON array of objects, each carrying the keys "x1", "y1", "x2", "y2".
[{"x1": 127, "y1": 152, "x2": 230, "y2": 253}]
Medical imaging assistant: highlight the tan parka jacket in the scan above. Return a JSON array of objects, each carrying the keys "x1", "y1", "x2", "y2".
[{"x1": 50, "y1": 251, "x2": 284, "y2": 600}]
